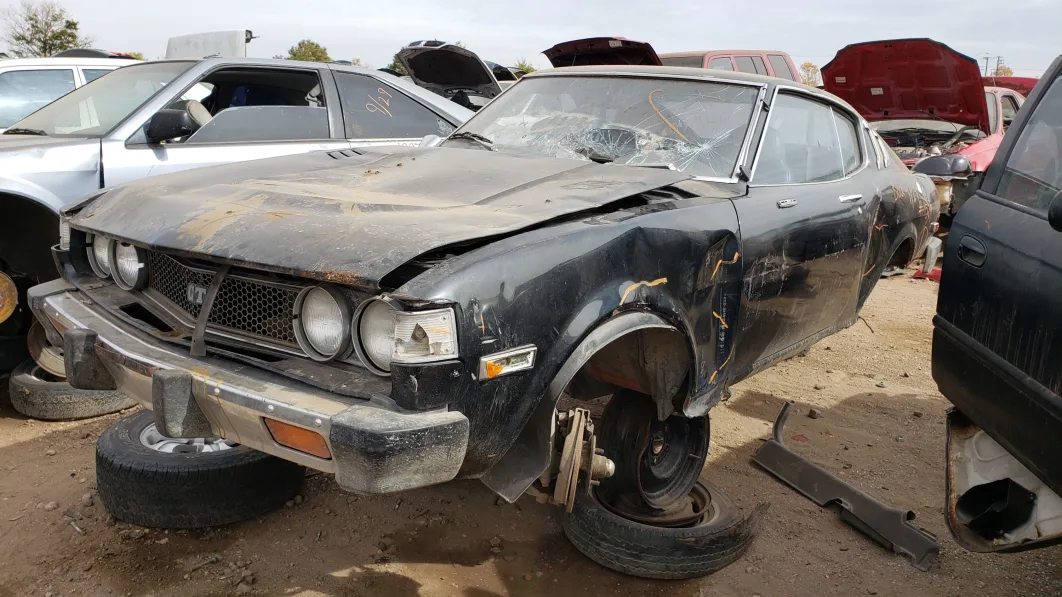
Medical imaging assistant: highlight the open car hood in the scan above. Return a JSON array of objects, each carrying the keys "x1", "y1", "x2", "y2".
[
  {"x1": 822, "y1": 38, "x2": 990, "y2": 134},
  {"x1": 70, "y1": 147, "x2": 688, "y2": 290},
  {"x1": 398, "y1": 42, "x2": 502, "y2": 102},
  {"x1": 543, "y1": 37, "x2": 662, "y2": 67}
]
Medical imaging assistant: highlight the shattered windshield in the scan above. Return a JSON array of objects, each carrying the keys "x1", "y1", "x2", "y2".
[{"x1": 445, "y1": 75, "x2": 760, "y2": 179}]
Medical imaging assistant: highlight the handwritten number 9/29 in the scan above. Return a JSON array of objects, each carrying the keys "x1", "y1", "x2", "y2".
[{"x1": 367, "y1": 87, "x2": 394, "y2": 117}]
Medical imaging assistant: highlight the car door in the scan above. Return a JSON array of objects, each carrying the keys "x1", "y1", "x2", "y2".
[
  {"x1": 331, "y1": 71, "x2": 458, "y2": 147},
  {"x1": 100, "y1": 64, "x2": 350, "y2": 187},
  {"x1": 934, "y1": 64, "x2": 1062, "y2": 499},
  {"x1": 731, "y1": 89, "x2": 869, "y2": 375}
]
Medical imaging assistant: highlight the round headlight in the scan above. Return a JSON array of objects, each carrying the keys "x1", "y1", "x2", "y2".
[
  {"x1": 86, "y1": 235, "x2": 112, "y2": 279},
  {"x1": 110, "y1": 242, "x2": 148, "y2": 290},
  {"x1": 293, "y1": 286, "x2": 350, "y2": 361},
  {"x1": 355, "y1": 298, "x2": 397, "y2": 375}
]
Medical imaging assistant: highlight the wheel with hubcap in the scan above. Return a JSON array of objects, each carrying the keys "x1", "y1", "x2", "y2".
[{"x1": 96, "y1": 410, "x2": 305, "y2": 529}]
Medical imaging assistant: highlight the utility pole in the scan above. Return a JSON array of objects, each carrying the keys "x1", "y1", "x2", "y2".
[{"x1": 982, "y1": 57, "x2": 991, "y2": 76}]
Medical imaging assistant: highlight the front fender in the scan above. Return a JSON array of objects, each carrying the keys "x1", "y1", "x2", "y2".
[{"x1": 480, "y1": 311, "x2": 678, "y2": 502}]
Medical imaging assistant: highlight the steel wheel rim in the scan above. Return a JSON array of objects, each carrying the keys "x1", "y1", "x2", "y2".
[
  {"x1": 637, "y1": 414, "x2": 708, "y2": 508},
  {"x1": 139, "y1": 423, "x2": 236, "y2": 454}
]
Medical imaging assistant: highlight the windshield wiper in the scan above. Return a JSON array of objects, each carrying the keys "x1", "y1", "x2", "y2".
[
  {"x1": 446, "y1": 131, "x2": 495, "y2": 150},
  {"x1": 3, "y1": 127, "x2": 47, "y2": 136},
  {"x1": 609, "y1": 162, "x2": 677, "y2": 170}
]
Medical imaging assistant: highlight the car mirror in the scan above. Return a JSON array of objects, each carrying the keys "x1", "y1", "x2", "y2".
[
  {"x1": 912, "y1": 154, "x2": 973, "y2": 179},
  {"x1": 145, "y1": 109, "x2": 194, "y2": 144},
  {"x1": 1048, "y1": 191, "x2": 1062, "y2": 233},
  {"x1": 419, "y1": 134, "x2": 442, "y2": 148}
]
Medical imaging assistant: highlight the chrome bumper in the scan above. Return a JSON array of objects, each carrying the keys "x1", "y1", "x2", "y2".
[{"x1": 29, "y1": 283, "x2": 469, "y2": 494}]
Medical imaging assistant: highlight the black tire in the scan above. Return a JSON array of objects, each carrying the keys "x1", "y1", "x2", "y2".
[
  {"x1": 8, "y1": 359, "x2": 136, "y2": 420},
  {"x1": 563, "y1": 481, "x2": 769, "y2": 580},
  {"x1": 97, "y1": 410, "x2": 305, "y2": 529}
]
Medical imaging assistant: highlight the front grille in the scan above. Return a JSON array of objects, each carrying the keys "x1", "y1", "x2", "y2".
[{"x1": 146, "y1": 253, "x2": 303, "y2": 349}]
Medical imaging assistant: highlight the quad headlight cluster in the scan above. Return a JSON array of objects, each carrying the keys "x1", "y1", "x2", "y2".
[
  {"x1": 85, "y1": 234, "x2": 148, "y2": 290},
  {"x1": 294, "y1": 288, "x2": 458, "y2": 375}
]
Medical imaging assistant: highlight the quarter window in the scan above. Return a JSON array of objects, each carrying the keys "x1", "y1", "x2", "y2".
[
  {"x1": 768, "y1": 55, "x2": 795, "y2": 81},
  {"x1": 334, "y1": 72, "x2": 455, "y2": 139},
  {"x1": 0, "y1": 69, "x2": 75, "y2": 128},
  {"x1": 754, "y1": 93, "x2": 856, "y2": 184},
  {"x1": 708, "y1": 57, "x2": 734, "y2": 71},
  {"x1": 994, "y1": 75, "x2": 1062, "y2": 213},
  {"x1": 82, "y1": 68, "x2": 114, "y2": 83}
]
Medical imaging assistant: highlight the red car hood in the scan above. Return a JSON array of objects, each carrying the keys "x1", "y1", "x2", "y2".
[
  {"x1": 543, "y1": 37, "x2": 662, "y2": 67},
  {"x1": 822, "y1": 38, "x2": 990, "y2": 134}
]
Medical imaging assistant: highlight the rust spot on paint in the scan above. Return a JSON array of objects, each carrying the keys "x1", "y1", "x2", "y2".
[
  {"x1": 318, "y1": 270, "x2": 363, "y2": 286},
  {"x1": 712, "y1": 311, "x2": 728, "y2": 329},
  {"x1": 619, "y1": 277, "x2": 668, "y2": 305},
  {"x1": 710, "y1": 251, "x2": 740, "y2": 281}
]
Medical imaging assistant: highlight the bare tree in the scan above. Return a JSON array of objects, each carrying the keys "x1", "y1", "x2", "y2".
[
  {"x1": 799, "y1": 62, "x2": 821, "y2": 87},
  {"x1": 2, "y1": 1, "x2": 92, "y2": 57}
]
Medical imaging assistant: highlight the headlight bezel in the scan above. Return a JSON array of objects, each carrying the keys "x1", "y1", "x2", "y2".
[
  {"x1": 86, "y1": 234, "x2": 113, "y2": 279},
  {"x1": 352, "y1": 297, "x2": 398, "y2": 376},
  {"x1": 292, "y1": 285, "x2": 352, "y2": 362},
  {"x1": 109, "y1": 241, "x2": 149, "y2": 290}
]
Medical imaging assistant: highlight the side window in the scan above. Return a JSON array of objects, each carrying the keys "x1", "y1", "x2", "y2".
[
  {"x1": 734, "y1": 56, "x2": 758, "y2": 74},
  {"x1": 163, "y1": 67, "x2": 326, "y2": 144},
  {"x1": 708, "y1": 57, "x2": 734, "y2": 71},
  {"x1": 81, "y1": 68, "x2": 114, "y2": 83},
  {"x1": 334, "y1": 72, "x2": 455, "y2": 139},
  {"x1": 1002, "y1": 95, "x2": 1020, "y2": 125},
  {"x1": 834, "y1": 110, "x2": 862, "y2": 175},
  {"x1": 0, "y1": 69, "x2": 75, "y2": 128},
  {"x1": 660, "y1": 56, "x2": 705, "y2": 68},
  {"x1": 753, "y1": 93, "x2": 848, "y2": 185},
  {"x1": 994, "y1": 75, "x2": 1062, "y2": 213},
  {"x1": 768, "y1": 55, "x2": 796, "y2": 81},
  {"x1": 749, "y1": 56, "x2": 769, "y2": 76}
]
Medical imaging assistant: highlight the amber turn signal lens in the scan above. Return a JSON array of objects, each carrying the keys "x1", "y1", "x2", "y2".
[{"x1": 264, "y1": 418, "x2": 332, "y2": 459}]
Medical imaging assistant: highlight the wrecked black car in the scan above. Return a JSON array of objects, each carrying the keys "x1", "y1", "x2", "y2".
[{"x1": 30, "y1": 65, "x2": 938, "y2": 579}]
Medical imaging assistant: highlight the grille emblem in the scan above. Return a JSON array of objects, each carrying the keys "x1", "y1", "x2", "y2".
[{"x1": 186, "y1": 283, "x2": 207, "y2": 306}]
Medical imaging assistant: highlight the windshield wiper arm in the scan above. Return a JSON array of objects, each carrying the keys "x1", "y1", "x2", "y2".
[
  {"x1": 609, "y1": 162, "x2": 678, "y2": 170},
  {"x1": 3, "y1": 127, "x2": 47, "y2": 136},
  {"x1": 446, "y1": 131, "x2": 495, "y2": 150}
]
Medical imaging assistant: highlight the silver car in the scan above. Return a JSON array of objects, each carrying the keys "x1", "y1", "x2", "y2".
[{"x1": 0, "y1": 57, "x2": 472, "y2": 366}]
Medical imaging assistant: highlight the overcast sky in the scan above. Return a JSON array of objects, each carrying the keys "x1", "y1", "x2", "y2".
[{"x1": 10, "y1": 0, "x2": 1060, "y2": 75}]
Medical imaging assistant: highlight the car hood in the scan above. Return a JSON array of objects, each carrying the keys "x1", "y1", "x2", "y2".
[
  {"x1": 822, "y1": 38, "x2": 990, "y2": 134},
  {"x1": 543, "y1": 37, "x2": 662, "y2": 67},
  {"x1": 0, "y1": 134, "x2": 95, "y2": 153},
  {"x1": 71, "y1": 147, "x2": 688, "y2": 289},
  {"x1": 398, "y1": 43, "x2": 502, "y2": 100}
]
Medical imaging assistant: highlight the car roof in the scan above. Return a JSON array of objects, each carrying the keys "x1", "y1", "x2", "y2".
[
  {"x1": 659, "y1": 50, "x2": 791, "y2": 57},
  {"x1": 523, "y1": 65, "x2": 860, "y2": 113},
  {"x1": 0, "y1": 57, "x2": 140, "y2": 67}
]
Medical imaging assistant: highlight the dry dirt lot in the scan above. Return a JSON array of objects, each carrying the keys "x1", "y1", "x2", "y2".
[{"x1": 1, "y1": 273, "x2": 1061, "y2": 597}]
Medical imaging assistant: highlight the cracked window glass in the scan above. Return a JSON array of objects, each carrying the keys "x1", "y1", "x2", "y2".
[{"x1": 445, "y1": 76, "x2": 760, "y2": 179}]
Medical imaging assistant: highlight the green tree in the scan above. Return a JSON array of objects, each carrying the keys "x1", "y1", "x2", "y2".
[
  {"x1": 385, "y1": 52, "x2": 407, "y2": 74},
  {"x1": 287, "y1": 39, "x2": 331, "y2": 62},
  {"x1": 127, "y1": 51, "x2": 144, "y2": 60},
  {"x1": 799, "y1": 62, "x2": 820, "y2": 87},
  {"x1": 1, "y1": 0, "x2": 92, "y2": 57},
  {"x1": 513, "y1": 58, "x2": 536, "y2": 75},
  {"x1": 992, "y1": 64, "x2": 1014, "y2": 77}
]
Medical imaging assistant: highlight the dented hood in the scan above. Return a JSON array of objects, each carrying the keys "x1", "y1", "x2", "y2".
[
  {"x1": 822, "y1": 38, "x2": 990, "y2": 134},
  {"x1": 71, "y1": 147, "x2": 688, "y2": 288},
  {"x1": 543, "y1": 37, "x2": 662, "y2": 67}
]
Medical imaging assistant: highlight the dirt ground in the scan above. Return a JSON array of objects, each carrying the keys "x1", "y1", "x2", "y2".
[{"x1": 2, "y1": 273, "x2": 1061, "y2": 597}]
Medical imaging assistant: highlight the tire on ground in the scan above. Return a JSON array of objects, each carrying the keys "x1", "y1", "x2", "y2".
[
  {"x1": 8, "y1": 359, "x2": 136, "y2": 420},
  {"x1": 97, "y1": 410, "x2": 305, "y2": 529},
  {"x1": 562, "y1": 481, "x2": 769, "y2": 580}
]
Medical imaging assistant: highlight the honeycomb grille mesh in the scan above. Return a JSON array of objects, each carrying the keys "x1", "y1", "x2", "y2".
[{"x1": 147, "y1": 253, "x2": 301, "y2": 348}]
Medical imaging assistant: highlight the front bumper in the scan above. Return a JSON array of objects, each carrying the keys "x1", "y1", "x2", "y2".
[{"x1": 29, "y1": 281, "x2": 469, "y2": 494}]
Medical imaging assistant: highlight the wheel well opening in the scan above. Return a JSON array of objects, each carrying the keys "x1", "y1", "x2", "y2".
[
  {"x1": 888, "y1": 237, "x2": 915, "y2": 268},
  {"x1": 561, "y1": 327, "x2": 692, "y2": 421},
  {"x1": 0, "y1": 195, "x2": 59, "y2": 282}
]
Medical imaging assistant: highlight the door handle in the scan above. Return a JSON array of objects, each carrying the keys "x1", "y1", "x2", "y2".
[
  {"x1": 839, "y1": 194, "x2": 863, "y2": 203},
  {"x1": 777, "y1": 199, "x2": 797, "y2": 209},
  {"x1": 957, "y1": 235, "x2": 987, "y2": 267}
]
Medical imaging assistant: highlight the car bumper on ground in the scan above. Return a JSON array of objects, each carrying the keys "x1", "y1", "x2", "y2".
[{"x1": 28, "y1": 281, "x2": 470, "y2": 495}]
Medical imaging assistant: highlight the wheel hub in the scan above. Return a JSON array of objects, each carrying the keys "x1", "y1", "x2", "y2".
[
  {"x1": 597, "y1": 391, "x2": 710, "y2": 523},
  {"x1": 139, "y1": 423, "x2": 236, "y2": 454}
]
